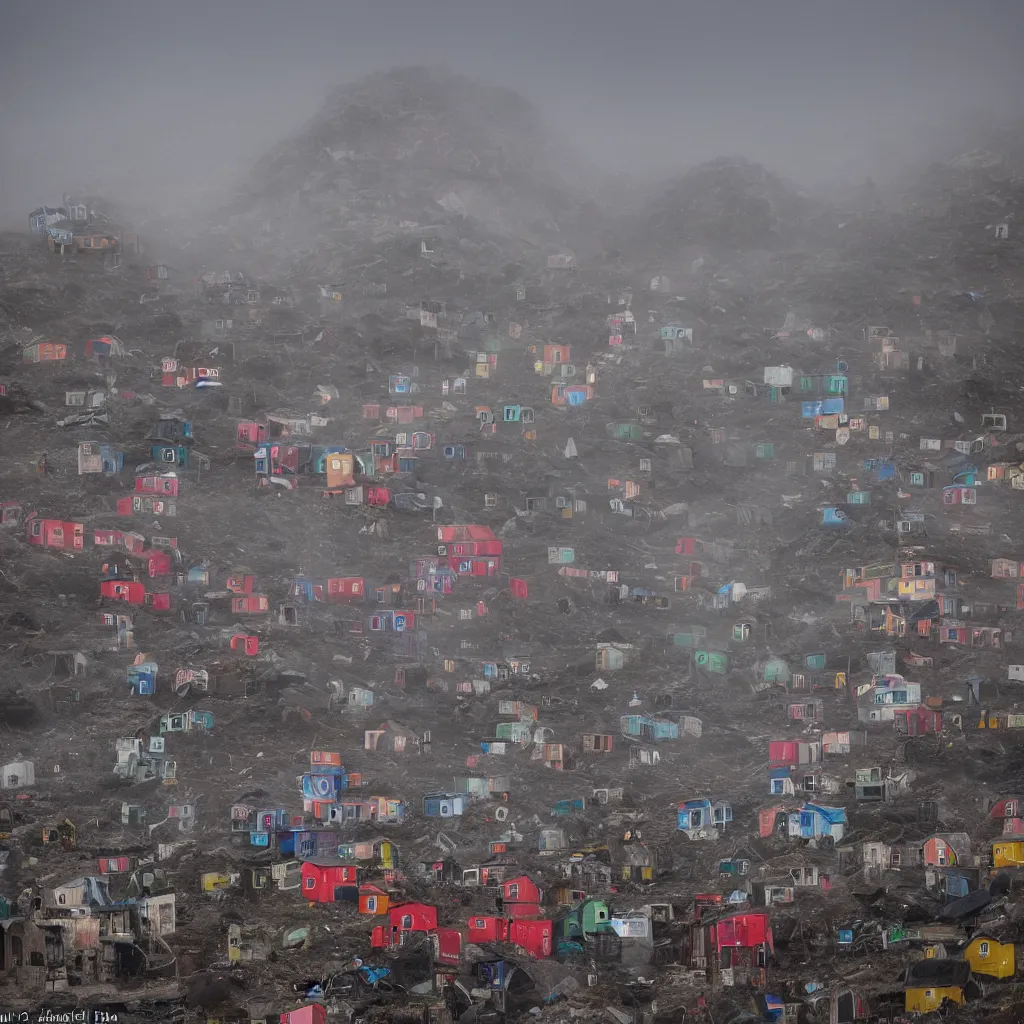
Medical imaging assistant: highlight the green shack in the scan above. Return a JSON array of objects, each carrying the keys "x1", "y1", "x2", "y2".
[{"x1": 553, "y1": 897, "x2": 613, "y2": 941}]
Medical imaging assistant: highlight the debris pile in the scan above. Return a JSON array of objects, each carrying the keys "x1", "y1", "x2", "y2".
[{"x1": 2, "y1": 68, "x2": 1024, "y2": 1024}]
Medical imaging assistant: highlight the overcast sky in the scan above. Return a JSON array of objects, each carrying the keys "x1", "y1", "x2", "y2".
[{"x1": 2, "y1": 0, "x2": 1022, "y2": 224}]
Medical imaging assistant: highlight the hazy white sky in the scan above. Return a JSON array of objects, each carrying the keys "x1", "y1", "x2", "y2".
[{"x1": 1, "y1": 0, "x2": 1021, "y2": 223}]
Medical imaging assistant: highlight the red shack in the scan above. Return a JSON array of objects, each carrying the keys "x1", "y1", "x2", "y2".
[
  {"x1": 100, "y1": 581, "x2": 170, "y2": 611},
  {"x1": 467, "y1": 915, "x2": 507, "y2": 944},
  {"x1": 327, "y1": 577, "x2": 364, "y2": 602},
  {"x1": 98, "y1": 856, "x2": 134, "y2": 874},
  {"x1": 509, "y1": 919, "x2": 553, "y2": 958},
  {"x1": 438, "y1": 524, "x2": 503, "y2": 577},
  {"x1": 500, "y1": 875, "x2": 543, "y2": 918},
  {"x1": 101, "y1": 581, "x2": 146, "y2": 605},
  {"x1": 894, "y1": 706, "x2": 943, "y2": 736},
  {"x1": 227, "y1": 573, "x2": 256, "y2": 594},
  {"x1": 692, "y1": 911, "x2": 773, "y2": 978},
  {"x1": 26, "y1": 515, "x2": 84, "y2": 551},
  {"x1": 143, "y1": 550, "x2": 174, "y2": 577},
  {"x1": 230, "y1": 634, "x2": 259, "y2": 656},
  {"x1": 236, "y1": 421, "x2": 268, "y2": 451},
  {"x1": 467, "y1": 916, "x2": 552, "y2": 958},
  {"x1": 280, "y1": 1006, "x2": 327, "y2": 1024},
  {"x1": 768, "y1": 739, "x2": 818, "y2": 768},
  {"x1": 371, "y1": 902, "x2": 438, "y2": 948},
  {"x1": 989, "y1": 797, "x2": 1024, "y2": 819},
  {"x1": 434, "y1": 927, "x2": 462, "y2": 966},
  {"x1": 437, "y1": 524, "x2": 504, "y2": 557},
  {"x1": 135, "y1": 473, "x2": 179, "y2": 497},
  {"x1": 300, "y1": 860, "x2": 359, "y2": 903}
]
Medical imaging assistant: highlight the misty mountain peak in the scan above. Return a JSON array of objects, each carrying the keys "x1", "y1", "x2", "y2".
[
  {"x1": 637, "y1": 156, "x2": 817, "y2": 253},
  {"x1": 236, "y1": 66, "x2": 587, "y2": 248}
]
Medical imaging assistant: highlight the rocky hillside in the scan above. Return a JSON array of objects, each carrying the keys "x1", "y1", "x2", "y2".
[
  {"x1": 224, "y1": 67, "x2": 595, "y2": 253},
  {"x1": 635, "y1": 157, "x2": 823, "y2": 256}
]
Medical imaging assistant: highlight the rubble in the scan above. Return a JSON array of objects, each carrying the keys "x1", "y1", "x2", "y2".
[{"x1": 4, "y1": 63, "x2": 1024, "y2": 1024}]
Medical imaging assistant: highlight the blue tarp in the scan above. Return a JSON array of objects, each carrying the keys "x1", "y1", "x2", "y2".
[
  {"x1": 805, "y1": 803, "x2": 847, "y2": 824},
  {"x1": 801, "y1": 398, "x2": 844, "y2": 418}
]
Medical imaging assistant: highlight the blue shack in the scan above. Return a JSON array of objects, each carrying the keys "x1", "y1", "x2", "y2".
[
  {"x1": 801, "y1": 398, "x2": 844, "y2": 419},
  {"x1": 127, "y1": 661, "x2": 158, "y2": 695},
  {"x1": 151, "y1": 444, "x2": 209, "y2": 470},
  {"x1": 78, "y1": 442, "x2": 123, "y2": 475},
  {"x1": 301, "y1": 767, "x2": 354, "y2": 801},
  {"x1": 250, "y1": 807, "x2": 291, "y2": 847},
  {"x1": 423, "y1": 793, "x2": 466, "y2": 817},
  {"x1": 788, "y1": 803, "x2": 846, "y2": 845},
  {"x1": 290, "y1": 576, "x2": 319, "y2": 601},
  {"x1": 186, "y1": 565, "x2": 210, "y2": 586},
  {"x1": 822, "y1": 507, "x2": 850, "y2": 526},
  {"x1": 769, "y1": 768, "x2": 797, "y2": 797},
  {"x1": 620, "y1": 715, "x2": 679, "y2": 742},
  {"x1": 863, "y1": 458, "x2": 896, "y2": 481},
  {"x1": 677, "y1": 798, "x2": 733, "y2": 833},
  {"x1": 281, "y1": 828, "x2": 341, "y2": 859},
  {"x1": 552, "y1": 797, "x2": 586, "y2": 816}
]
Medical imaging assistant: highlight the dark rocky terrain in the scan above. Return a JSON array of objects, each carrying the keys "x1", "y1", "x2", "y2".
[{"x1": 2, "y1": 66, "x2": 1024, "y2": 1024}]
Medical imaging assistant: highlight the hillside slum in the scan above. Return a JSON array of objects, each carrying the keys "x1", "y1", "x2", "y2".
[{"x1": 3, "y1": 75, "x2": 1024, "y2": 1024}]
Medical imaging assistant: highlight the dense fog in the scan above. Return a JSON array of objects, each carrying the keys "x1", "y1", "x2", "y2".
[{"x1": 3, "y1": 0, "x2": 1024, "y2": 224}]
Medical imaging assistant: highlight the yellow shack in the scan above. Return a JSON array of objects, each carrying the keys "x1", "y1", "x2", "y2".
[
  {"x1": 904, "y1": 960, "x2": 971, "y2": 1014},
  {"x1": 992, "y1": 840, "x2": 1024, "y2": 868},
  {"x1": 964, "y1": 936, "x2": 1015, "y2": 979},
  {"x1": 201, "y1": 871, "x2": 233, "y2": 893}
]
